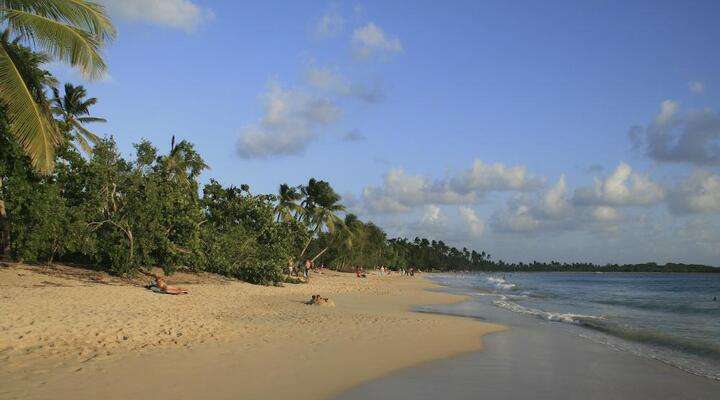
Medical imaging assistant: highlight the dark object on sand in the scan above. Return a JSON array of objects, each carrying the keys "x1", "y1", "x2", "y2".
[
  {"x1": 147, "y1": 274, "x2": 188, "y2": 295},
  {"x1": 306, "y1": 294, "x2": 334, "y2": 306}
]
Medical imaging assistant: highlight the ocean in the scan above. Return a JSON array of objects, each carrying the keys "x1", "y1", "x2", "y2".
[{"x1": 430, "y1": 272, "x2": 720, "y2": 381}]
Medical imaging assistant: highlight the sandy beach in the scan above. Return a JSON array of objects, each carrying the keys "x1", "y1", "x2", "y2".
[{"x1": 0, "y1": 263, "x2": 503, "y2": 400}]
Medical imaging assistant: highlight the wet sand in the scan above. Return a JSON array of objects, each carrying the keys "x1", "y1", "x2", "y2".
[
  {"x1": 0, "y1": 264, "x2": 503, "y2": 400},
  {"x1": 337, "y1": 297, "x2": 720, "y2": 400}
]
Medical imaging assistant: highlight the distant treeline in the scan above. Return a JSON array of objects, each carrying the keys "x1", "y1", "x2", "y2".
[{"x1": 381, "y1": 238, "x2": 718, "y2": 273}]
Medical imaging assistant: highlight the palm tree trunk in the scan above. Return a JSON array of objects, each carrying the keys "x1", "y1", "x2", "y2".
[
  {"x1": 0, "y1": 187, "x2": 8, "y2": 257},
  {"x1": 311, "y1": 246, "x2": 329, "y2": 263},
  {"x1": 298, "y1": 222, "x2": 321, "y2": 261}
]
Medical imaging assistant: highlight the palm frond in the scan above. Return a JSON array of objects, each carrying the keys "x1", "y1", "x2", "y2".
[
  {"x1": 72, "y1": 128, "x2": 93, "y2": 153},
  {"x1": 4, "y1": 8, "x2": 107, "y2": 79},
  {"x1": 73, "y1": 119, "x2": 99, "y2": 143},
  {"x1": 2, "y1": 0, "x2": 116, "y2": 43},
  {"x1": 0, "y1": 41, "x2": 60, "y2": 173},
  {"x1": 77, "y1": 115, "x2": 104, "y2": 123}
]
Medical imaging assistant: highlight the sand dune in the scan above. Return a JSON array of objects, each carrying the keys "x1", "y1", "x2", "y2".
[{"x1": 0, "y1": 264, "x2": 503, "y2": 400}]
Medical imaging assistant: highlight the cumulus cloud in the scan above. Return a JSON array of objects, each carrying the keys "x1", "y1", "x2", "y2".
[
  {"x1": 352, "y1": 22, "x2": 402, "y2": 59},
  {"x1": 491, "y1": 175, "x2": 574, "y2": 233},
  {"x1": 360, "y1": 160, "x2": 543, "y2": 214},
  {"x1": 573, "y1": 162, "x2": 665, "y2": 206},
  {"x1": 305, "y1": 66, "x2": 384, "y2": 103},
  {"x1": 362, "y1": 169, "x2": 478, "y2": 213},
  {"x1": 689, "y1": 81, "x2": 705, "y2": 94},
  {"x1": 492, "y1": 175, "x2": 624, "y2": 234},
  {"x1": 100, "y1": 0, "x2": 213, "y2": 32},
  {"x1": 236, "y1": 81, "x2": 341, "y2": 158},
  {"x1": 492, "y1": 200, "x2": 541, "y2": 233},
  {"x1": 450, "y1": 159, "x2": 544, "y2": 194},
  {"x1": 396, "y1": 205, "x2": 485, "y2": 241},
  {"x1": 458, "y1": 206, "x2": 486, "y2": 237},
  {"x1": 592, "y1": 206, "x2": 622, "y2": 222},
  {"x1": 629, "y1": 100, "x2": 720, "y2": 166},
  {"x1": 314, "y1": 8, "x2": 344, "y2": 38},
  {"x1": 668, "y1": 170, "x2": 720, "y2": 214},
  {"x1": 538, "y1": 174, "x2": 572, "y2": 219}
]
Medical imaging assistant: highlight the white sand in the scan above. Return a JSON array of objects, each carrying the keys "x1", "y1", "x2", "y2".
[{"x1": 0, "y1": 264, "x2": 503, "y2": 400}]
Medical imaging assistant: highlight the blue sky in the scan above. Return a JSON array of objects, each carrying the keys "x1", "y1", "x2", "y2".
[{"x1": 55, "y1": 0, "x2": 720, "y2": 265}]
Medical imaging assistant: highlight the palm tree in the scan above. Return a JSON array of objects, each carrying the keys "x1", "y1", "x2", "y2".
[
  {"x1": 297, "y1": 178, "x2": 345, "y2": 261},
  {"x1": 322, "y1": 213, "x2": 363, "y2": 267},
  {"x1": 275, "y1": 183, "x2": 303, "y2": 223},
  {"x1": 0, "y1": 30, "x2": 59, "y2": 257},
  {"x1": 0, "y1": 0, "x2": 115, "y2": 174},
  {"x1": 52, "y1": 82, "x2": 105, "y2": 153}
]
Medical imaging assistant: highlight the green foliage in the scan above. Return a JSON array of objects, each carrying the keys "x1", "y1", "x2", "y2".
[{"x1": 200, "y1": 180, "x2": 294, "y2": 284}]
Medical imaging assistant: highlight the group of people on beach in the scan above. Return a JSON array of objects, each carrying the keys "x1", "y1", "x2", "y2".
[
  {"x1": 286, "y1": 258, "x2": 327, "y2": 282},
  {"x1": 144, "y1": 261, "x2": 422, "y2": 295}
]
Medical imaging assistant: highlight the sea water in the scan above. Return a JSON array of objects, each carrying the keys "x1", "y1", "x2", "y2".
[{"x1": 430, "y1": 273, "x2": 720, "y2": 381}]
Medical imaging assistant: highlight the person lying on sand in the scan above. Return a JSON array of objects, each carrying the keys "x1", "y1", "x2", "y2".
[
  {"x1": 355, "y1": 267, "x2": 367, "y2": 278},
  {"x1": 148, "y1": 275, "x2": 188, "y2": 295},
  {"x1": 306, "y1": 294, "x2": 333, "y2": 305}
]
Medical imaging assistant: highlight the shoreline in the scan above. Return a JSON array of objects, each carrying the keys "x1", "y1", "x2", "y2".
[
  {"x1": 336, "y1": 275, "x2": 720, "y2": 400},
  {"x1": 0, "y1": 264, "x2": 504, "y2": 400}
]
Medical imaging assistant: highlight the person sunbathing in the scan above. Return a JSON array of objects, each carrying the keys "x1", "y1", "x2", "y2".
[
  {"x1": 306, "y1": 294, "x2": 330, "y2": 305},
  {"x1": 150, "y1": 275, "x2": 188, "y2": 295}
]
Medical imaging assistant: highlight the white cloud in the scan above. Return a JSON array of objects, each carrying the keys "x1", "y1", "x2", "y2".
[
  {"x1": 450, "y1": 159, "x2": 544, "y2": 193},
  {"x1": 100, "y1": 0, "x2": 213, "y2": 32},
  {"x1": 422, "y1": 204, "x2": 443, "y2": 224},
  {"x1": 236, "y1": 81, "x2": 342, "y2": 158},
  {"x1": 352, "y1": 22, "x2": 402, "y2": 59},
  {"x1": 573, "y1": 162, "x2": 665, "y2": 206},
  {"x1": 314, "y1": 8, "x2": 344, "y2": 38},
  {"x1": 629, "y1": 100, "x2": 720, "y2": 166},
  {"x1": 491, "y1": 175, "x2": 572, "y2": 233},
  {"x1": 668, "y1": 170, "x2": 720, "y2": 214},
  {"x1": 655, "y1": 99, "x2": 678, "y2": 125},
  {"x1": 359, "y1": 160, "x2": 543, "y2": 214},
  {"x1": 396, "y1": 205, "x2": 485, "y2": 241},
  {"x1": 305, "y1": 65, "x2": 384, "y2": 103},
  {"x1": 592, "y1": 206, "x2": 622, "y2": 222},
  {"x1": 689, "y1": 81, "x2": 705, "y2": 94},
  {"x1": 492, "y1": 175, "x2": 624, "y2": 234},
  {"x1": 458, "y1": 206, "x2": 486, "y2": 237},
  {"x1": 362, "y1": 169, "x2": 477, "y2": 213},
  {"x1": 538, "y1": 174, "x2": 572, "y2": 219},
  {"x1": 492, "y1": 201, "x2": 541, "y2": 233},
  {"x1": 305, "y1": 66, "x2": 350, "y2": 93}
]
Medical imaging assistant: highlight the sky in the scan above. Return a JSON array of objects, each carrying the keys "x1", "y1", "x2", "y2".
[{"x1": 53, "y1": 0, "x2": 720, "y2": 265}]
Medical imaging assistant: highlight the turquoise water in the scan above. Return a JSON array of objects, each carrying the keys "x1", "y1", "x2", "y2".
[{"x1": 431, "y1": 273, "x2": 720, "y2": 381}]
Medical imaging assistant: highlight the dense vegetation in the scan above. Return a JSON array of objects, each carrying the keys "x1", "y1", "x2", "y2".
[{"x1": 0, "y1": 2, "x2": 715, "y2": 284}]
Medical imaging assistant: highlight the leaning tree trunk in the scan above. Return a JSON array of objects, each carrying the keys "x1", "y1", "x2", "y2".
[
  {"x1": 0, "y1": 181, "x2": 8, "y2": 257},
  {"x1": 311, "y1": 246, "x2": 329, "y2": 263}
]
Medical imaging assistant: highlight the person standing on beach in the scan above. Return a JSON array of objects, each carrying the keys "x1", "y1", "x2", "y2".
[{"x1": 303, "y1": 258, "x2": 313, "y2": 282}]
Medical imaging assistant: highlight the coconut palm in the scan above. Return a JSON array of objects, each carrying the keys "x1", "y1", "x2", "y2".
[
  {"x1": 0, "y1": 30, "x2": 59, "y2": 256},
  {"x1": 0, "y1": 0, "x2": 115, "y2": 174},
  {"x1": 275, "y1": 183, "x2": 303, "y2": 223},
  {"x1": 52, "y1": 82, "x2": 105, "y2": 153},
  {"x1": 297, "y1": 178, "x2": 345, "y2": 260},
  {"x1": 161, "y1": 135, "x2": 209, "y2": 183},
  {"x1": 316, "y1": 213, "x2": 363, "y2": 266}
]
